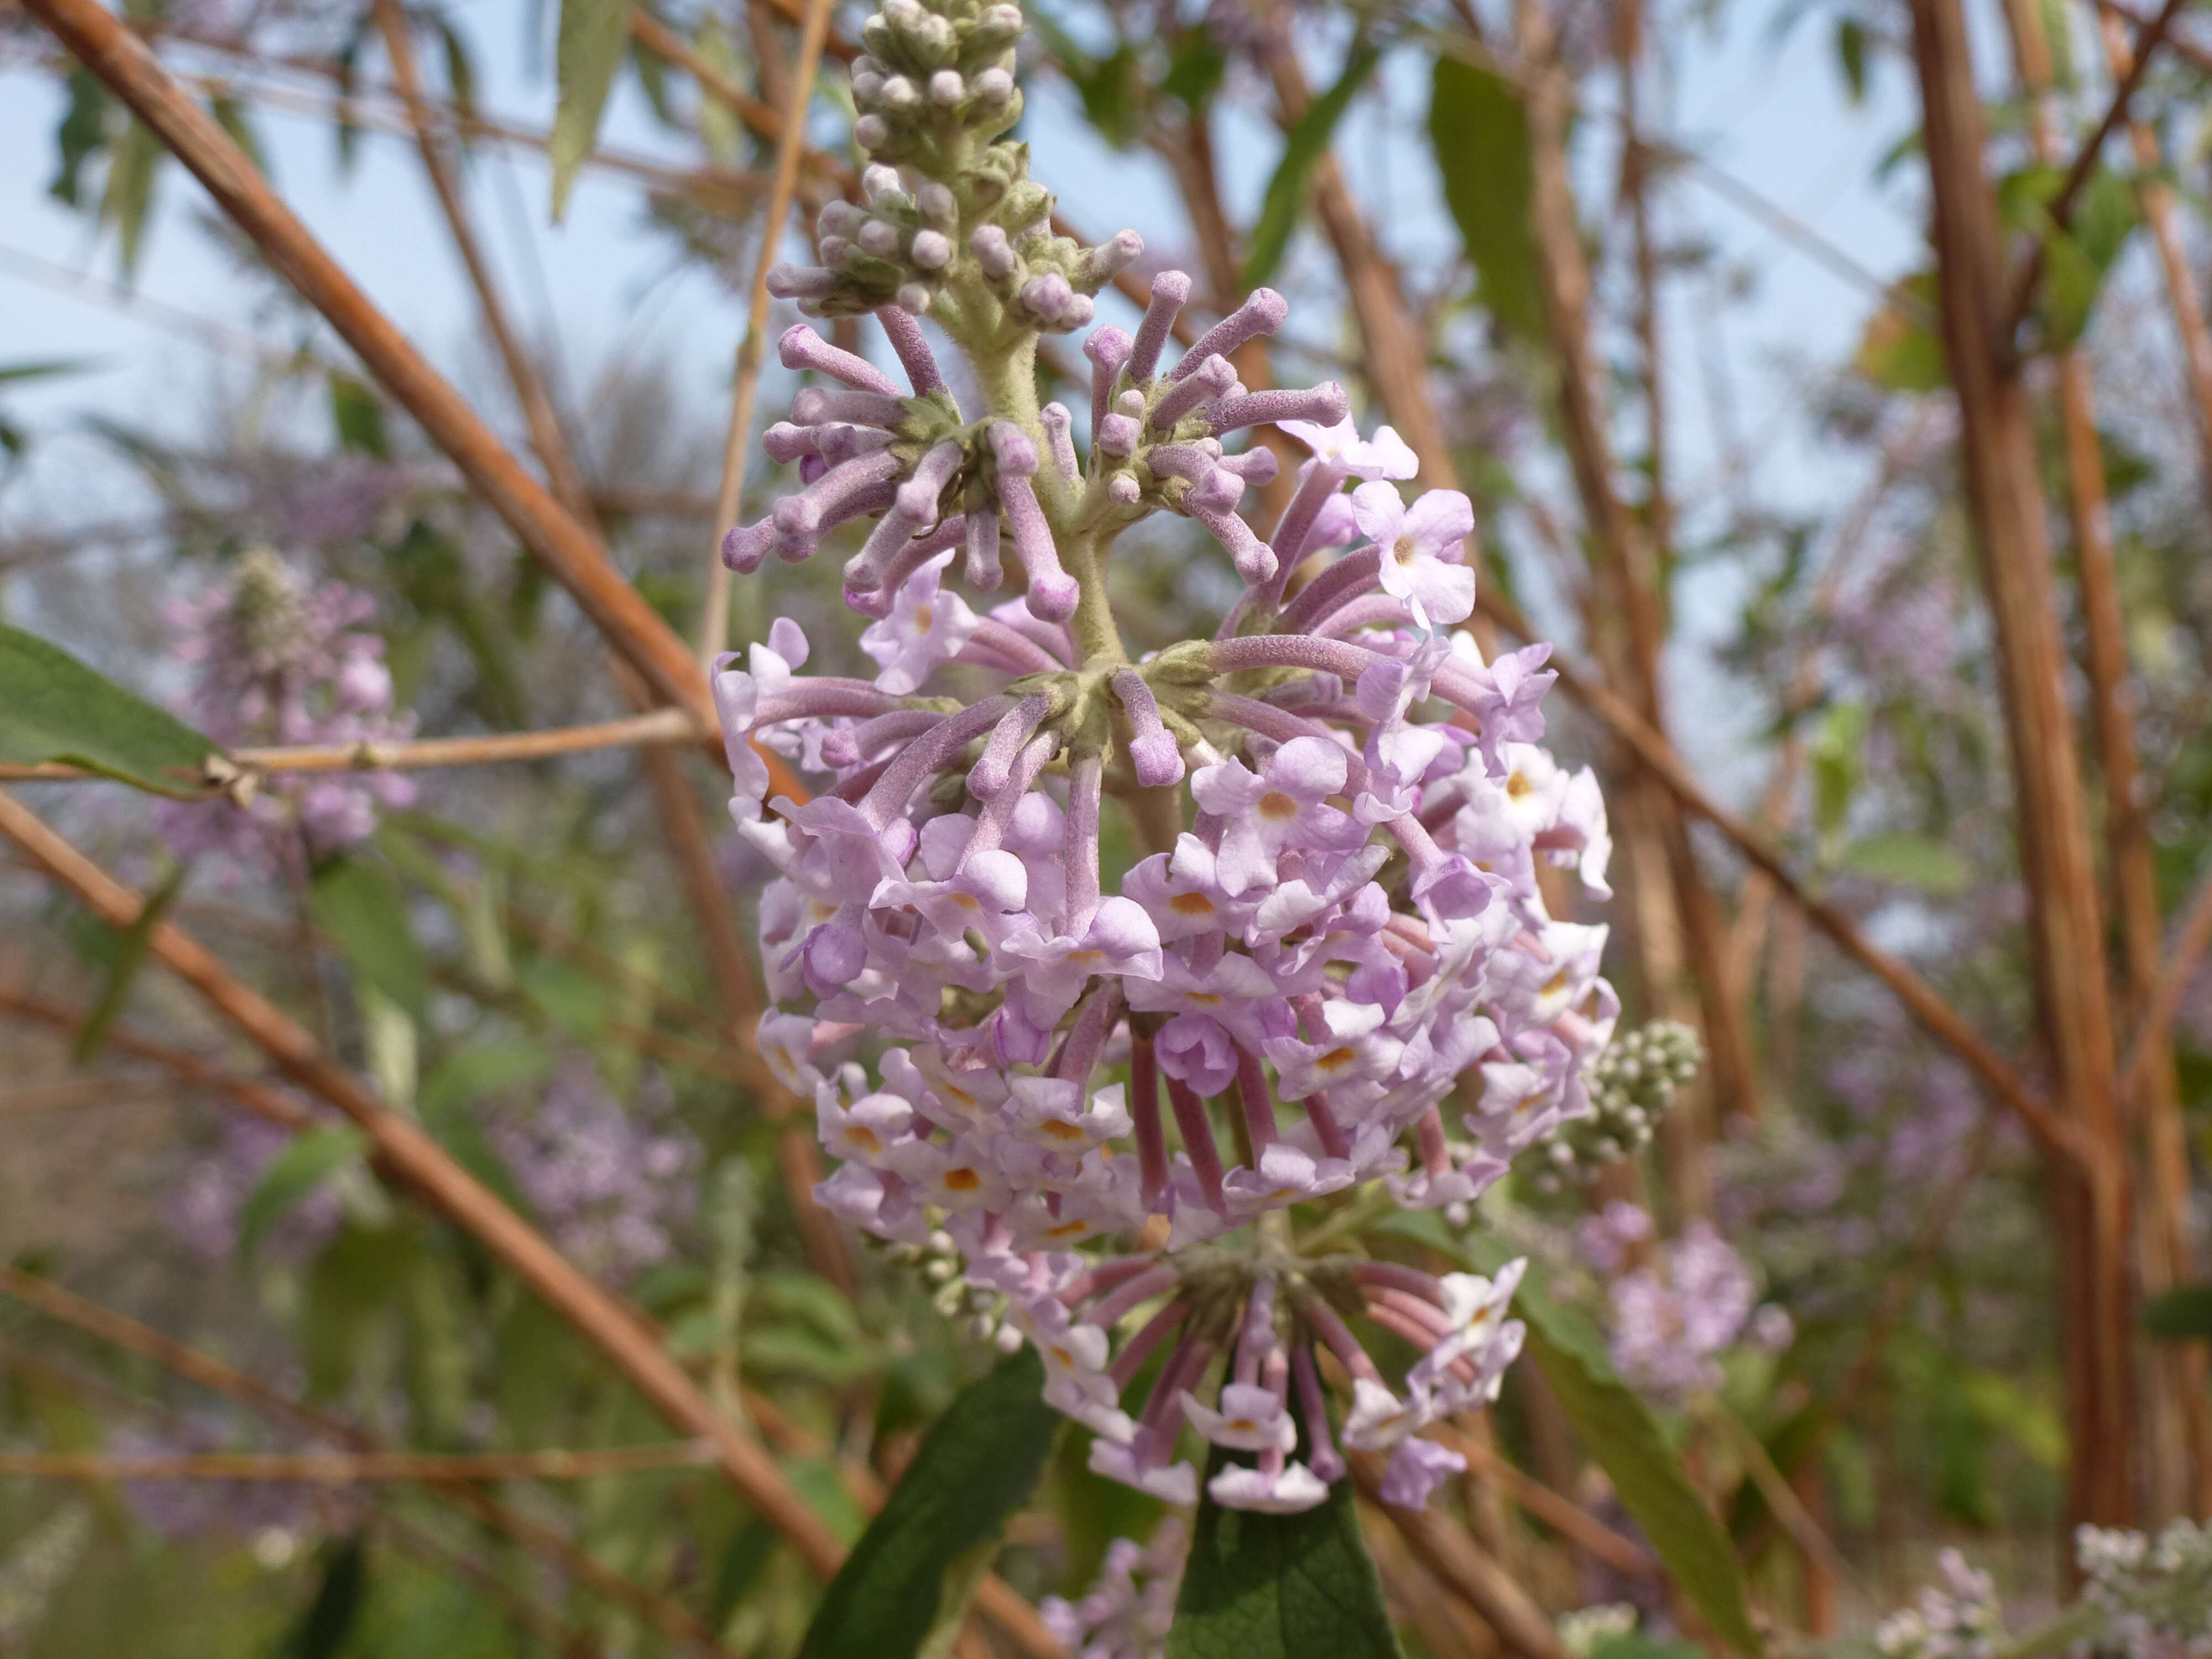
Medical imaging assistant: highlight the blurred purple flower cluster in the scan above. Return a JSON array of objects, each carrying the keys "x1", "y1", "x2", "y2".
[
  {"x1": 166, "y1": 1114, "x2": 344, "y2": 1262},
  {"x1": 1580, "y1": 1202, "x2": 1790, "y2": 1399},
  {"x1": 1042, "y1": 1519, "x2": 1186, "y2": 1659},
  {"x1": 489, "y1": 1060, "x2": 700, "y2": 1286},
  {"x1": 109, "y1": 1423, "x2": 329, "y2": 1545},
  {"x1": 155, "y1": 547, "x2": 415, "y2": 877}
]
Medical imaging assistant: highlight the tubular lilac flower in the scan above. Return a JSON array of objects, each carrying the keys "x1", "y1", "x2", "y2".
[
  {"x1": 895, "y1": 438, "x2": 968, "y2": 528},
  {"x1": 1085, "y1": 325, "x2": 1133, "y2": 431},
  {"x1": 1089, "y1": 1262, "x2": 1180, "y2": 1332},
  {"x1": 1110, "y1": 670, "x2": 1184, "y2": 787},
  {"x1": 995, "y1": 470, "x2": 1081, "y2": 620},
  {"x1": 791, "y1": 385, "x2": 909, "y2": 430},
  {"x1": 858, "y1": 696, "x2": 1014, "y2": 826},
  {"x1": 1150, "y1": 355, "x2": 1237, "y2": 432},
  {"x1": 1292, "y1": 1343, "x2": 1347, "y2": 1482},
  {"x1": 771, "y1": 448, "x2": 905, "y2": 554},
  {"x1": 1207, "y1": 383, "x2": 1348, "y2": 435},
  {"x1": 779, "y1": 322, "x2": 901, "y2": 396},
  {"x1": 715, "y1": 58, "x2": 1618, "y2": 1507},
  {"x1": 875, "y1": 303, "x2": 945, "y2": 394},
  {"x1": 1064, "y1": 752, "x2": 1105, "y2": 928},
  {"x1": 1130, "y1": 1027, "x2": 1171, "y2": 1211},
  {"x1": 967, "y1": 693, "x2": 1053, "y2": 799},
  {"x1": 1186, "y1": 501, "x2": 1277, "y2": 587},
  {"x1": 963, "y1": 504, "x2": 1003, "y2": 589},
  {"x1": 1128, "y1": 270, "x2": 1192, "y2": 384},
  {"x1": 1040, "y1": 402, "x2": 1080, "y2": 484},
  {"x1": 1165, "y1": 1074, "x2": 1228, "y2": 1214},
  {"x1": 1169, "y1": 287, "x2": 1288, "y2": 380},
  {"x1": 1112, "y1": 1297, "x2": 1192, "y2": 1388},
  {"x1": 1235, "y1": 1046, "x2": 1277, "y2": 1155}
]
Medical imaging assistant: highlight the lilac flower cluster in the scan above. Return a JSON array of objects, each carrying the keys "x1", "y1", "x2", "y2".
[
  {"x1": 109, "y1": 1424, "x2": 324, "y2": 1545},
  {"x1": 489, "y1": 1060, "x2": 699, "y2": 1287},
  {"x1": 1875, "y1": 1549, "x2": 2005, "y2": 1659},
  {"x1": 167, "y1": 1115, "x2": 345, "y2": 1262},
  {"x1": 1529, "y1": 1018, "x2": 1698, "y2": 1192},
  {"x1": 156, "y1": 547, "x2": 414, "y2": 876},
  {"x1": 1579, "y1": 1202, "x2": 1790, "y2": 1399},
  {"x1": 710, "y1": 0, "x2": 1619, "y2": 1515},
  {"x1": 1041, "y1": 1520, "x2": 1185, "y2": 1659},
  {"x1": 2078, "y1": 1522, "x2": 2212, "y2": 1659}
]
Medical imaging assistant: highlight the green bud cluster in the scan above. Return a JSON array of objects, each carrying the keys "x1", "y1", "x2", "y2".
[
  {"x1": 882, "y1": 1228, "x2": 1025, "y2": 1352},
  {"x1": 1531, "y1": 1019, "x2": 1702, "y2": 1191},
  {"x1": 772, "y1": 0, "x2": 1142, "y2": 327}
]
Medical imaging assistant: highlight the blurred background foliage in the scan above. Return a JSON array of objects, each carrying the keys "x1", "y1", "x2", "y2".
[{"x1": 0, "y1": 0, "x2": 2210, "y2": 1643}]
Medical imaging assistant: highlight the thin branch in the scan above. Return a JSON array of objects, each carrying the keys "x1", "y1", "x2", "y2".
[
  {"x1": 0, "y1": 708, "x2": 699, "y2": 785},
  {"x1": 1474, "y1": 591, "x2": 2085, "y2": 1169},
  {"x1": 0, "y1": 1264, "x2": 737, "y2": 1657},
  {"x1": 0, "y1": 788, "x2": 847, "y2": 1577},
  {"x1": 700, "y1": 0, "x2": 836, "y2": 665},
  {"x1": 1435, "y1": 1425, "x2": 1655, "y2": 1575},
  {"x1": 0, "y1": 238, "x2": 337, "y2": 375},
  {"x1": 23, "y1": 0, "x2": 713, "y2": 720},
  {"x1": 0, "y1": 983, "x2": 314, "y2": 1131},
  {"x1": 1352, "y1": 1455, "x2": 1573, "y2": 1659},
  {"x1": 1422, "y1": 27, "x2": 1939, "y2": 333},
  {"x1": 0, "y1": 1447, "x2": 717, "y2": 1481},
  {"x1": 2094, "y1": 0, "x2": 2212, "y2": 74},
  {"x1": 2001, "y1": 0, "x2": 2193, "y2": 345},
  {"x1": 2122, "y1": 864, "x2": 2212, "y2": 1103},
  {"x1": 0, "y1": 796, "x2": 1062, "y2": 1655}
]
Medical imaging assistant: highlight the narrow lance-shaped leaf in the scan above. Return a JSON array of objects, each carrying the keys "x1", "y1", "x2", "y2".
[
  {"x1": 550, "y1": 0, "x2": 634, "y2": 218},
  {"x1": 800, "y1": 1347, "x2": 1060, "y2": 1659},
  {"x1": 0, "y1": 623, "x2": 223, "y2": 796},
  {"x1": 310, "y1": 854, "x2": 430, "y2": 1025},
  {"x1": 1379, "y1": 1213, "x2": 1761, "y2": 1655},
  {"x1": 1241, "y1": 40, "x2": 1383, "y2": 290},
  {"x1": 238, "y1": 1126, "x2": 370, "y2": 1261},
  {"x1": 1167, "y1": 1444, "x2": 1403, "y2": 1659},
  {"x1": 74, "y1": 860, "x2": 187, "y2": 1063},
  {"x1": 1428, "y1": 55, "x2": 1547, "y2": 341}
]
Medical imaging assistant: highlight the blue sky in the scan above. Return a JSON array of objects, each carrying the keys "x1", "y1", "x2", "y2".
[{"x1": 0, "y1": 0, "x2": 1940, "y2": 792}]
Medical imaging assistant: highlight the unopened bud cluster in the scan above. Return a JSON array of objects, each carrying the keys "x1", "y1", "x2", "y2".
[
  {"x1": 1531, "y1": 1019, "x2": 1700, "y2": 1191},
  {"x1": 884, "y1": 1228, "x2": 1026, "y2": 1352},
  {"x1": 2080, "y1": 1521, "x2": 2212, "y2": 1659},
  {"x1": 774, "y1": 0, "x2": 1141, "y2": 328}
]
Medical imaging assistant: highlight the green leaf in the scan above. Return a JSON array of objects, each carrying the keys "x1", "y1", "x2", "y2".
[
  {"x1": 1809, "y1": 701, "x2": 1865, "y2": 841},
  {"x1": 1160, "y1": 31, "x2": 1228, "y2": 110},
  {"x1": 73, "y1": 861, "x2": 186, "y2": 1063},
  {"x1": 2039, "y1": 168, "x2": 2138, "y2": 350},
  {"x1": 310, "y1": 855, "x2": 428, "y2": 1025},
  {"x1": 550, "y1": 0, "x2": 633, "y2": 218},
  {"x1": 1838, "y1": 831, "x2": 1969, "y2": 894},
  {"x1": 800, "y1": 1348, "x2": 1060, "y2": 1659},
  {"x1": 1167, "y1": 1444, "x2": 1401, "y2": 1659},
  {"x1": 1378, "y1": 1214, "x2": 1760, "y2": 1655},
  {"x1": 1430, "y1": 55, "x2": 1546, "y2": 341},
  {"x1": 0, "y1": 358, "x2": 96, "y2": 386},
  {"x1": 99, "y1": 117, "x2": 164, "y2": 280},
  {"x1": 1853, "y1": 274, "x2": 1947, "y2": 391},
  {"x1": 2145, "y1": 1283, "x2": 2212, "y2": 1340},
  {"x1": 49, "y1": 65, "x2": 110, "y2": 207},
  {"x1": 210, "y1": 93, "x2": 268, "y2": 176},
  {"x1": 1241, "y1": 41, "x2": 1381, "y2": 289},
  {"x1": 290, "y1": 1534, "x2": 369, "y2": 1659},
  {"x1": 237, "y1": 1126, "x2": 369, "y2": 1260},
  {"x1": 419, "y1": 1043, "x2": 551, "y2": 1121},
  {"x1": 1834, "y1": 17, "x2": 1869, "y2": 104},
  {"x1": 328, "y1": 372, "x2": 391, "y2": 460},
  {"x1": 0, "y1": 623, "x2": 221, "y2": 795}
]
